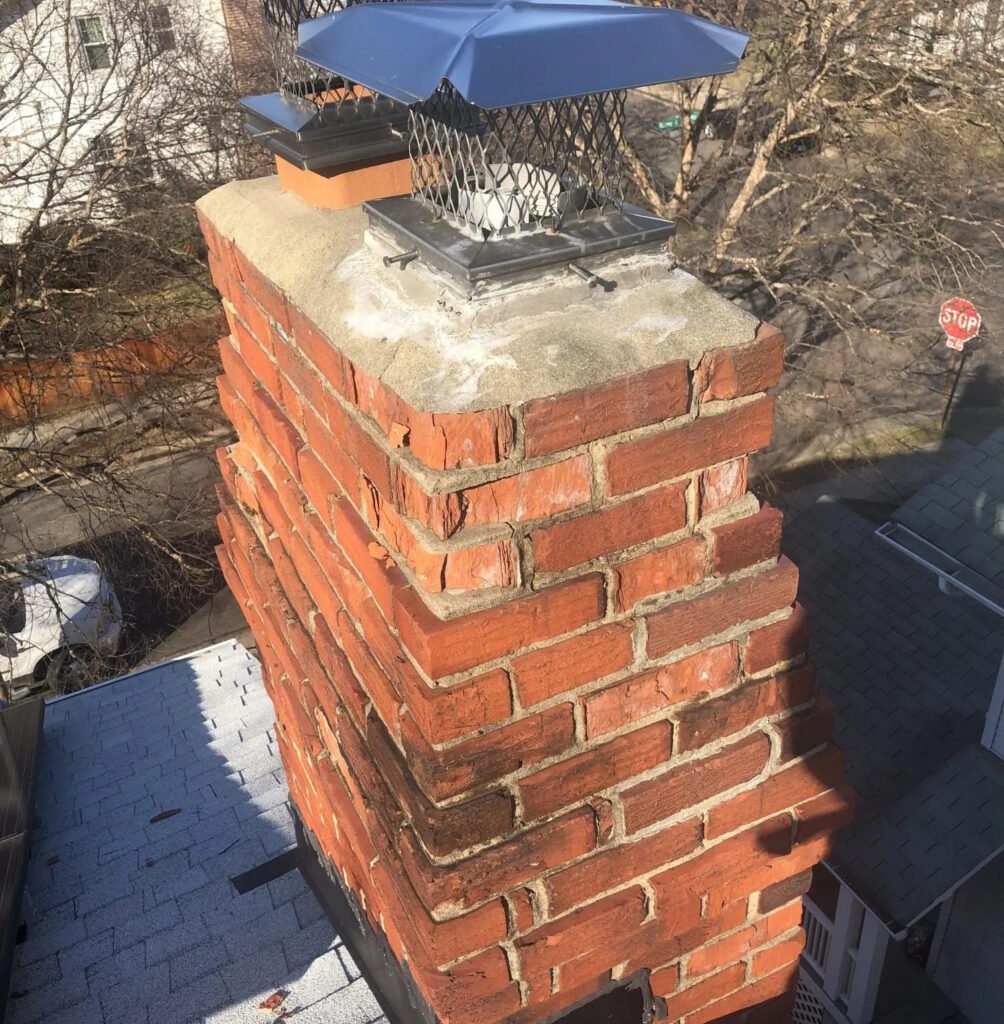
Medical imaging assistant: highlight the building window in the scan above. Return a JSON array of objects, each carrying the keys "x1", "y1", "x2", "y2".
[
  {"x1": 76, "y1": 16, "x2": 111, "y2": 71},
  {"x1": 147, "y1": 5, "x2": 176, "y2": 52},
  {"x1": 90, "y1": 136, "x2": 117, "y2": 173}
]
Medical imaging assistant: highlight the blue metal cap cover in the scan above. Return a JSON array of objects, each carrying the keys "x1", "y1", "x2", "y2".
[{"x1": 296, "y1": 0, "x2": 749, "y2": 109}]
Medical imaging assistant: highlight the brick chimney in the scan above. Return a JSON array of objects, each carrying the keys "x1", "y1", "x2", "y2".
[{"x1": 197, "y1": 176, "x2": 851, "y2": 1024}]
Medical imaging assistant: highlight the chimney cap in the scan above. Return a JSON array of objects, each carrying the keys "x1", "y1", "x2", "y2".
[{"x1": 296, "y1": 0, "x2": 749, "y2": 109}]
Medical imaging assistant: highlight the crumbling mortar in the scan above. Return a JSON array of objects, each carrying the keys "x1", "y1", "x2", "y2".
[
  {"x1": 696, "y1": 492, "x2": 760, "y2": 531},
  {"x1": 603, "y1": 566, "x2": 620, "y2": 620},
  {"x1": 640, "y1": 879, "x2": 658, "y2": 923},
  {"x1": 698, "y1": 391, "x2": 765, "y2": 418},
  {"x1": 500, "y1": 940, "x2": 522, "y2": 984},
  {"x1": 588, "y1": 441, "x2": 607, "y2": 502},
  {"x1": 527, "y1": 879, "x2": 550, "y2": 925},
  {"x1": 510, "y1": 403, "x2": 527, "y2": 464},
  {"x1": 684, "y1": 475, "x2": 698, "y2": 529},
  {"x1": 572, "y1": 702, "x2": 587, "y2": 745},
  {"x1": 632, "y1": 617, "x2": 648, "y2": 669}
]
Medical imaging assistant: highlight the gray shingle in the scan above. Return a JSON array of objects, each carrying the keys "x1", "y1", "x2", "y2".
[
  {"x1": 12, "y1": 642, "x2": 379, "y2": 1024},
  {"x1": 893, "y1": 427, "x2": 1004, "y2": 589},
  {"x1": 783, "y1": 498, "x2": 1004, "y2": 931}
]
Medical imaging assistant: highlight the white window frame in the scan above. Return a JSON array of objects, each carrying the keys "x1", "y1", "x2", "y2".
[
  {"x1": 76, "y1": 15, "x2": 111, "y2": 71},
  {"x1": 146, "y1": 4, "x2": 177, "y2": 53},
  {"x1": 801, "y1": 880, "x2": 889, "y2": 1024}
]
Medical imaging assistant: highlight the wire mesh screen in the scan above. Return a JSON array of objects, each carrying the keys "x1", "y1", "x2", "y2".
[
  {"x1": 409, "y1": 85, "x2": 629, "y2": 239},
  {"x1": 261, "y1": 0, "x2": 394, "y2": 107}
]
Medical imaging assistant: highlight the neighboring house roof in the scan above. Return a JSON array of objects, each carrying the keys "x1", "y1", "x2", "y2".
[
  {"x1": 783, "y1": 497, "x2": 1004, "y2": 936},
  {"x1": 881, "y1": 427, "x2": 1004, "y2": 611},
  {"x1": 9, "y1": 641, "x2": 385, "y2": 1024}
]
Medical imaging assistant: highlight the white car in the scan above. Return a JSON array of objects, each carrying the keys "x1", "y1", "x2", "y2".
[{"x1": 0, "y1": 556, "x2": 122, "y2": 696}]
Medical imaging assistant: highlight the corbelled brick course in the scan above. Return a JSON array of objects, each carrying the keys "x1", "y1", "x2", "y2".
[{"x1": 199, "y1": 190, "x2": 850, "y2": 1024}]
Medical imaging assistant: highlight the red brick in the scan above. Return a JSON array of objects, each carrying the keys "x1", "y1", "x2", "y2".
[
  {"x1": 744, "y1": 604, "x2": 811, "y2": 676},
  {"x1": 605, "y1": 397, "x2": 774, "y2": 496},
  {"x1": 406, "y1": 407, "x2": 516, "y2": 471},
  {"x1": 531, "y1": 482, "x2": 688, "y2": 573},
  {"x1": 622, "y1": 733, "x2": 770, "y2": 835},
  {"x1": 676, "y1": 667, "x2": 816, "y2": 754},
  {"x1": 710, "y1": 503, "x2": 783, "y2": 576},
  {"x1": 775, "y1": 696, "x2": 835, "y2": 763},
  {"x1": 461, "y1": 456, "x2": 592, "y2": 527},
  {"x1": 706, "y1": 745, "x2": 845, "y2": 840},
  {"x1": 520, "y1": 721, "x2": 672, "y2": 821},
  {"x1": 300, "y1": 403, "x2": 361, "y2": 500},
  {"x1": 252, "y1": 387, "x2": 303, "y2": 479},
  {"x1": 363, "y1": 479, "x2": 518, "y2": 594},
  {"x1": 523, "y1": 360, "x2": 690, "y2": 458},
  {"x1": 323, "y1": 388, "x2": 394, "y2": 498},
  {"x1": 583, "y1": 642, "x2": 738, "y2": 738},
  {"x1": 329, "y1": 496, "x2": 403, "y2": 619},
  {"x1": 793, "y1": 785, "x2": 855, "y2": 847},
  {"x1": 751, "y1": 935, "x2": 804, "y2": 979},
  {"x1": 506, "y1": 888, "x2": 537, "y2": 934},
  {"x1": 516, "y1": 887, "x2": 648, "y2": 976},
  {"x1": 686, "y1": 902, "x2": 801, "y2": 978},
  {"x1": 288, "y1": 303, "x2": 356, "y2": 402},
  {"x1": 512, "y1": 622, "x2": 635, "y2": 708},
  {"x1": 395, "y1": 573, "x2": 606, "y2": 680},
  {"x1": 423, "y1": 946, "x2": 518, "y2": 1021},
  {"x1": 646, "y1": 558, "x2": 799, "y2": 659},
  {"x1": 398, "y1": 807, "x2": 597, "y2": 916},
  {"x1": 371, "y1": 859, "x2": 509, "y2": 966},
  {"x1": 232, "y1": 244, "x2": 293, "y2": 335},
  {"x1": 403, "y1": 703, "x2": 575, "y2": 800},
  {"x1": 696, "y1": 323, "x2": 785, "y2": 403},
  {"x1": 649, "y1": 811, "x2": 837, "y2": 922},
  {"x1": 228, "y1": 288, "x2": 272, "y2": 356},
  {"x1": 362, "y1": 712, "x2": 516, "y2": 856},
  {"x1": 614, "y1": 535, "x2": 707, "y2": 612},
  {"x1": 545, "y1": 818, "x2": 702, "y2": 917},
  {"x1": 217, "y1": 336, "x2": 260, "y2": 416},
  {"x1": 699, "y1": 458, "x2": 748, "y2": 516},
  {"x1": 393, "y1": 475, "x2": 465, "y2": 540},
  {"x1": 274, "y1": 337, "x2": 328, "y2": 428},
  {"x1": 687, "y1": 959, "x2": 797, "y2": 1024},
  {"x1": 758, "y1": 870, "x2": 813, "y2": 916},
  {"x1": 232, "y1": 315, "x2": 281, "y2": 396},
  {"x1": 594, "y1": 897, "x2": 741, "y2": 986},
  {"x1": 659, "y1": 962, "x2": 744, "y2": 1013},
  {"x1": 296, "y1": 446, "x2": 340, "y2": 526},
  {"x1": 409, "y1": 669, "x2": 513, "y2": 744}
]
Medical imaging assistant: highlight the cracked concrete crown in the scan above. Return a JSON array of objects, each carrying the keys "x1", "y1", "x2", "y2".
[{"x1": 198, "y1": 177, "x2": 760, "y2": 414}]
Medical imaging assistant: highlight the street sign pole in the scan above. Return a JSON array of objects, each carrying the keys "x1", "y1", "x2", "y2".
[
  {"x1": 941, "y1": 347, "x2": 969, "y2": 430},
  {"x1": 938, "y1": 296, "x2": 982, "y2": 432}
]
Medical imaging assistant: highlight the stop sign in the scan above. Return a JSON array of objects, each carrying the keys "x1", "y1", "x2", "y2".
[{"x1": 940, "y1": 297, "x2": 981, "y2": 351}]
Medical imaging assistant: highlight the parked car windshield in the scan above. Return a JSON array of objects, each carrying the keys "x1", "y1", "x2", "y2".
[{"x1": 0, "y1": 580, "x2": 26, "y2": 635}]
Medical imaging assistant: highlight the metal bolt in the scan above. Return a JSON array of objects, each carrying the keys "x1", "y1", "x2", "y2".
[
  {"x1": 569, "y1": 263, "x2": 615, "y2": 292},
  {"x1": 383, "y1": 250, "x2": 419, "y2": 269}
]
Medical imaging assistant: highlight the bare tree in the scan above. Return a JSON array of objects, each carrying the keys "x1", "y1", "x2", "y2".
[
  {"x1": 627, "y1": 0, "x2": 1004, "y2": 473},
  {"x1": 0, "y1": 0, "x2": 265, "y2": 685}
]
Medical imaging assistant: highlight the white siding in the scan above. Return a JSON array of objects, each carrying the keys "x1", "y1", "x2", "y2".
[{"x1": 0, "y1": 0, "x2": 238, "y2": 243}]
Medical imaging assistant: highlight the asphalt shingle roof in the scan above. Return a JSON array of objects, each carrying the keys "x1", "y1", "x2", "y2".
[
  {"x1": 892, "y1": 427, "x2": 1004, "y2": 590},
  {"x1": 9, "y1": 641, "x2": 386, "y2": 1024},
  {"x1": 783, "y1": 499, "x2": 1004, "y2": 933}
]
